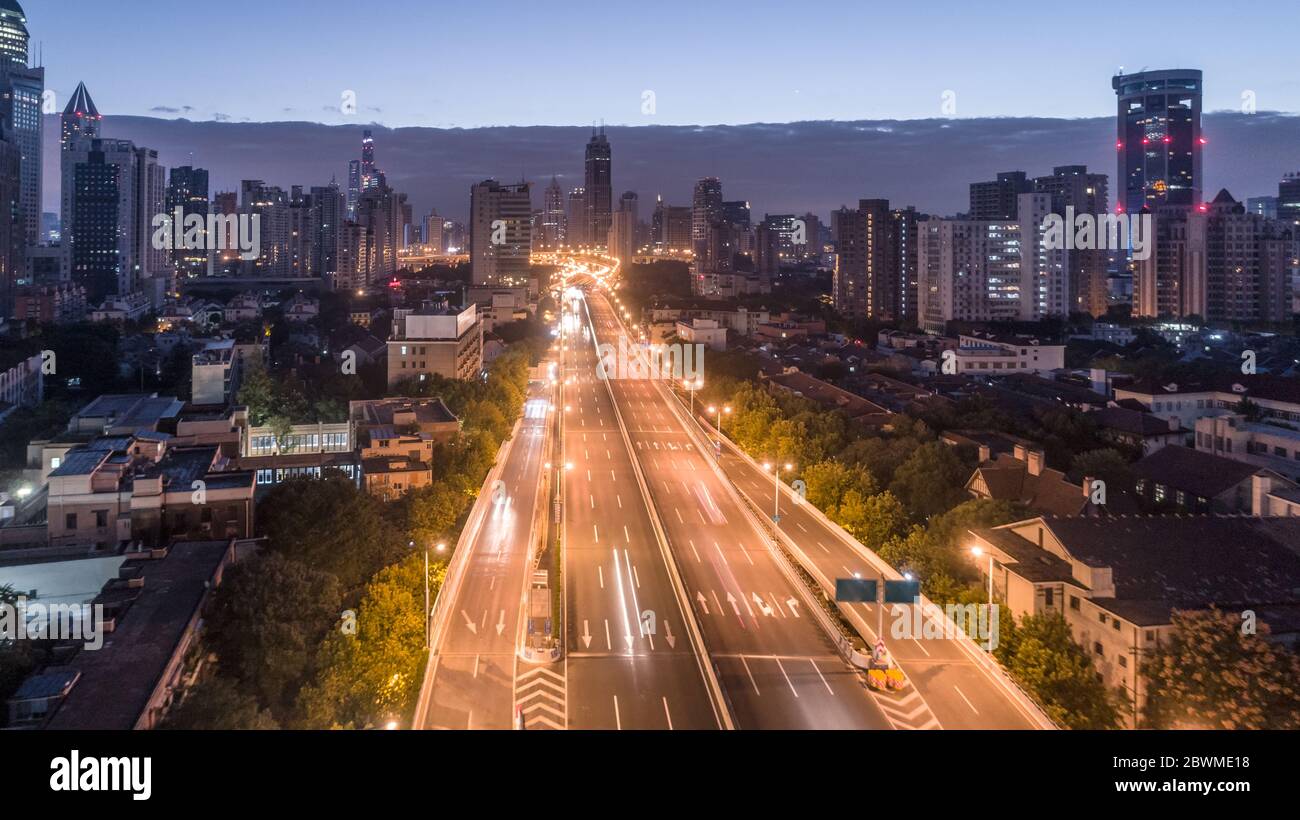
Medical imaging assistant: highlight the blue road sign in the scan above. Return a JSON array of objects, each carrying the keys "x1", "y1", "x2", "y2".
[
  {"x1": 883, "y1": 579, "x2": 922, "y2": 604},
  {"x1": 835, "y1": 578, "x2": 877, "y2": 603}
]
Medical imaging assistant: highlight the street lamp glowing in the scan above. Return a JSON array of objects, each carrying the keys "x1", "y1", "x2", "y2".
[
  {"x1": 436, "y1": 542, "x2": 447, "y2": 553},
  {"x1": 970, "y1": 546, "x2": 983, "y2": 557}
]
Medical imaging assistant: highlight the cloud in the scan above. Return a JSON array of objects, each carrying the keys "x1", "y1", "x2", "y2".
[
  {"x1": 150, "y1": 105, "x2": 195, "y2": 114},
  {"x1": 44, "y1": 112, "x2": 1300, "y2": 225}
]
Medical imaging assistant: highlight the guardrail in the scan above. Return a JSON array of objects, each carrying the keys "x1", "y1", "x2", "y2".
[{"x1": 673, "y1": 394, "x2": 1059, "y2": 731}]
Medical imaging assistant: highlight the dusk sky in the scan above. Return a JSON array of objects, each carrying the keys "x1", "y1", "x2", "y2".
[{"x1": 28, "y1": 0, "x2": 1300, "y2": 127}]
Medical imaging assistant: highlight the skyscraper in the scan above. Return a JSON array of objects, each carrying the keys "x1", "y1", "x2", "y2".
[
  {"x1": 652, "y1": 197, "x2": 691, "y2": 254},
  {"x1": 691, "y1": 177, "x2": 722, "y2": 261},
  {"x1": 584, "y1": 128, "x2": 612, "y2": 250},
  {"x1": 62, "y1": 138, "x2": 166, "y2": 302},
  {"x1": 1033, "y1": 165, "x2": 1109, "y2": 317},
  {"x1": 833, "y1": 199, "x2": 898, "y2": 320},
  {"x1": 310, "y1": 182, "x2": 346, "y2": 281},
  {"x1": 542, "y1": 177, "x2": 567, "y2": 249},
  {"x1": 567, "y1": 187, "x2": 586, "y2": 248},
  {"x1": 1279, "y1": 173, "x2": 1300, "y2": 226},
  {"x1": 60, "y1": 81, "x2": 101, "y2": 150},
  {"x1": 0, "y1": 0, "x2": 40, "y2": 249},
  {"x1": 347, "y1": 160, "x2": 361, "y2": 219},
  {"x1": 1113, "y1": 69, "x2": 1204, "y2": 214},
  {"x1": 166, "y1": 166, "x2": 210, "y2": 279},
  {"x1": 969, "y1": 171, "x2": 1032, "y2": 220},
  {"x1": 470, "y1": 179, "x2": 531, "y2": 287}
]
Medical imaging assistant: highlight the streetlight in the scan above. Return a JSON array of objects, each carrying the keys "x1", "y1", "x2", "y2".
[
  {"x1": 763, "y1": 463, "x2": 793, "y2": 522},
  {"x1": 707, "y1": 405, "x2": 731, "y2": 447},
  {"x1": 970, "y1": 545, "x2": 994, "y2": 651},
  {"x1": 683, "y1": 377, "x2": 703, "y2": 419}
]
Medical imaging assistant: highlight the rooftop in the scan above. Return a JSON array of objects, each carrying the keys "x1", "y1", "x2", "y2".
[{"x1": 1133, "y1": 445, "x2": 1260, "y2": 499}]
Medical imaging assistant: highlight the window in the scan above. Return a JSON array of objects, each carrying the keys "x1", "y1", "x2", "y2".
[
  {"x1": 1145, "y1": 630, "x2": 1156, "y2": 642},
  {"x1": 1044, "y1": 588, "x2": 1054, "y2": 606},
  {"x1": 1112, "y1": 619, "x2": 1121, "y2": 631},
  {"x1": 51, "y1": 456, "x2": 61, "y2": 470},
  {"x1": 1118, "y1": 655, "x2": 1128, "y2": 668},
  {"x1": 94, "y1": 510, "x2": 108, "y2": 528},
  {"x1": 65, "y1": 513, "x2": 77, "y2": 530},
  {"x1": 1098, "y1": 612, "x2": 1107, "y2": 624},
  {"x1": 1070, "y1": 595, "x2": 1080, "y2": 610},
  {"x1": 1093, "y1": 642, "x2": 1104, "y2": 656}
]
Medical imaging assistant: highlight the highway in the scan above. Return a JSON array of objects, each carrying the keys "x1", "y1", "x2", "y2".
[
  {"x1": 561, "y1": 289, "x2": 724, "y2": 730},
  {"x1": 414, "y1": 380, "x2": 552, "y2": 730},
  {"x1": 582, "y1": 286, "x2": 896, "y2": 729}
]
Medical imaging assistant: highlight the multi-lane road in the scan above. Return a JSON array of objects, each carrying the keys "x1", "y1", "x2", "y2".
[{"x1": 416, "y1": 255, "x2": 1051, "y2": 730}]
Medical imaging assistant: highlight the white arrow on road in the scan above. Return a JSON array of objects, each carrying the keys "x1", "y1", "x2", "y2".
[
  {"x1": 664, "y1": 620, "x2": 677, "y2": 649},
  {"x1": 624, "y1": 632, "x2": 635, "y2": 652},
  {"x1": 787, "y1": 598, "x2": 801, "y2": 617},
  {"x1": 726, "y1": 592, "x2": 741, "y2": 617},
  {"x1": 752, "y1": 592, "x2": 773, "y2": 617},
  {"x1": 696, "y1": 591, "x2": 710, "y2": 615},
  {"x1": 496, "y1": 610, "x2": 506, "y2": 636},
  {"x1": 582, "y1": 620, "x2": 593, "y2": 648},
  {"x1": 461, "y1": 610, "x2": 478, "y2": 634}
]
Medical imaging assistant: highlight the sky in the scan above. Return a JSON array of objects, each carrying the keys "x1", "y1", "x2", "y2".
[{"x1": 25, "y1": 0, "x2": 1300, "y2": 128}]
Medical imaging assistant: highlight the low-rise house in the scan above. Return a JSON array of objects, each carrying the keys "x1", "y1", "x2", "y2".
[
  {"x1": 7, "y1": 539, "x2": 240, "y2": 729},
  {"x1": 359, "y1": 425, "x2": 435, "y2": 501},
  {"x1": 1195, "y1": 414, "x2": 1300, "y2": 483},
  {"x1": 969, "y1": 515, "x2": 1300, "y2": 726},
  {"x1": 282, "y1": 293, "x2": 320, "y2": 323},
  {"x1": 965, "y1": 442, "x2": 1102, "y2": 517},
  {"x1": 1115, "y1": 374, "x2": 1300, "y2": 432},
  {"x1": 1131, "y1": 444, "x2": 1265, "y2": 513},
  {"x1": 1089, "y1": 406, "x2": 1185, "y2": 455},
  {"x1": 765, "y1": 370, "x2": 890, "y2": 423},
  {"x1": 350, "y1": 397, "x2": 460, "y2": 444}
]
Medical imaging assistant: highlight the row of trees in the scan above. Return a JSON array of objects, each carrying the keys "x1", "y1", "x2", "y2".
[{"x1": 167, "y1": 346, "x2": 534, "y2": 729}]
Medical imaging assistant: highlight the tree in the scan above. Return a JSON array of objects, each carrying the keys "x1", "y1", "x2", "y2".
[
  {"x1": 297, "y1": 554, "x2": 441, "y2": 728},
  {"x1": 836, "y1": 490, "x2": 908, "y2": 549},
  {"x1": 405, "y1": 479, "x2": 472, "y2": 548},
  {"x1": 204, "y1": 553, "x2": 344, "y2": 717},
  {"x1": 163, "y1": 675, "x2": 279, "y2": 730},
  {"x1": 995, "y1": 612, "x2": 1121, "y2": 729},
  {"x1": 257, "y1": 475, "x2": 407, "y2": 590},
  {"x1": 1069, "y1": 448, "x2": 1134, "y2": 496},
  {"x1": 237, "y1": 362, "x2": 278, "y2": 426},
  {"x1": 888, "y1": 441, "x2": 969, "y2": 520},
  {"x1": 1142, "y1": 607, "x2": 1300, "y2": 729}
]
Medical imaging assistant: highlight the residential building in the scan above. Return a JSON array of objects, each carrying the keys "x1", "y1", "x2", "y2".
[
  {"x1": 387, "y1": 302, "x2": 482, "y2": 386},
  {"x1": 470, "y1": 179, "x2": 531, "y2": 288},
  {"x1": 969, "y1": 515, "x2": 1300, "y2": 726},
  {"x1": 969, "y1": 171, "x2": 1031, "y2": 220},
  {"x1": 1131, "y1": 444, "x2": 1262, "y2": 513}
]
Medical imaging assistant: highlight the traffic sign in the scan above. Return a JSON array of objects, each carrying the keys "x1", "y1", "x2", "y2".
[
  {"x1": 883, "y1": 579, "x2": 921, "y2": 604},
  {"x1": 835, "y1": 578, "x2": 877, "y2": 603}
]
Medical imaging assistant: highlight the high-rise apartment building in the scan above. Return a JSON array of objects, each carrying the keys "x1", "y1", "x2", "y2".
[
  {"x1": 1132, "y1": 204, "x2": 1206, "y2": 320},
  {"x1": 1033, "y1": 165, "x2": 1110, "y2": 317},
  {"x1": 310, "y1": 182, "x2": 346, "y2": 281},
  {"x1": 969, "y1": 171, "x2": 1032, "y2": 220},
  {"x1": 692, "y1": 177, "x2": 722, "y2": 261},
  {"x1": 567, "y1": 187, "x2": 587, "y2": 248},
  {"x1": 1279, "y1": 173, "x2": 1300, "y2": 226},
  {"x1": 470, "y1": 179, "x2": 531, "y2": 288},
  {"x1": 833, "y1": 199, "x2": 898, "y2": 320},
  {"x1": 62, "y1": 137, "x2": 167, "y2": 302},
  {"x1": 1201, "y1": 190, "x2": 1297, "y2": 324},
  {"x1": 652, "y1": 197, "x2": 691, "y2": 254},
  {"x1": 1113, "y1": 69, "x2": 1204, "y2": 214},
  {"x1": 165, "y1": 166, "x2": 210, "y2": 280},
  {"x1": 917, "y1": 193, "x2": 1069, "y2": 334},
  {"x1": 584, "y1": 128, "x2": 612, "y2": 250}
]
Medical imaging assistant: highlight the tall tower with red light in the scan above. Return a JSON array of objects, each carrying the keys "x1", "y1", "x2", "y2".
[{"x1": 1112, "y1": 69, "x2": 1203, "y2": 214}]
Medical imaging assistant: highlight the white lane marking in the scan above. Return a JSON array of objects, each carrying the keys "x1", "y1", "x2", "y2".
[
  {"x1": 740, "y1": 542, "x2": 754, "y2": 566},
  {"x1": 676, "y1": 508, "x2": 684, "y2": 523},
  {"x1": 590, "y1": 494, "x2": 595, "y2": 509},
  {"x1": 816, "y1": 541, "x2": 830, "y2": 554},
  {"x1": 689, "y1": 539, "x2": 701, "y2": 562},
  {"x1": 954, "y1": 685, "x2": 979, "y2": 715},
  {"x1": 740, "y1": 655, "x2": 761, "y2": 695},
  {"x1": 775, "y1": 657, "x2": 799, "y2": 698},
  {"x1": 810, "y1": 659, "x2": 834, "y2": 695},
  {"x1": 613, "y1": 696, "x2": 621, "y2": 730},
  {"x1": 604, "y1": 619, "x2": 612, "y2": 650},
  {"x1": 617, "y1": 495, "x2": 623, "y2": 509},
  {"x1": 598, "y1": 565, "x2": 604, "y2": 589},
  {"x1": 663, "y1": 697, "x2": 673, "y2": 730}
]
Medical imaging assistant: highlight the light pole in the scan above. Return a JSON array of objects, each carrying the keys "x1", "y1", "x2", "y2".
[
  {"x1": 970, "y1": 545, "x2": 994, "y2": 651},
  {"x1": 763, "y1": 462, "x2": 793, "y2": 523},
  {"x1": 707, "y1": 404, "x2": 732, "y2": 447},
  {"x1": 683, "y1": 378, "x2": 703, "y2": 420}
]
